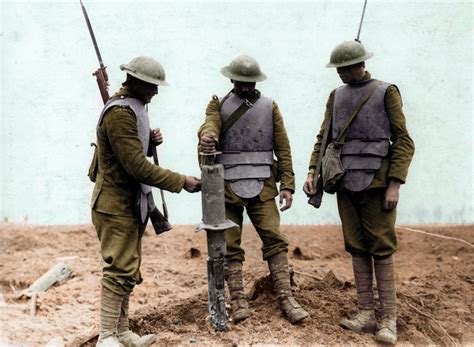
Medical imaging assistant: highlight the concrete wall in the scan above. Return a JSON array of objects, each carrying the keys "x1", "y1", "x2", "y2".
[{"x1": 1, "y1": 0, "x2": 472, "y2": 225}]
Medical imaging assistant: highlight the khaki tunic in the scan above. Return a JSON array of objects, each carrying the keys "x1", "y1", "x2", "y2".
[
  {"x1": 307, "y1": 73, "x2": 415, "y2": 257},
  {"x1": 91, "y1": 87, "x2": 185, "y2": 295},
  {"x1": 198, "y1": 93, "x2": 293, "y2": 261}
]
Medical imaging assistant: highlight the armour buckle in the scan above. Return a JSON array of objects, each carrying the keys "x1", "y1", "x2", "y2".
[{"x1": 244, "y1": 99, "x2": 254, "y2": 108}]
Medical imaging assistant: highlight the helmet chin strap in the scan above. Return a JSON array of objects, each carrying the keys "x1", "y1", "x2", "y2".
[{"x1": 355, "y1": 0, "x2": 368, "y2": 43}]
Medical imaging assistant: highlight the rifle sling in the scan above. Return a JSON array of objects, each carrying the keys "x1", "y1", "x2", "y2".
[
  {"x1": 151, "y1": 138, "x2": 169, "y2": 219},
  {"x1": 220, "y1": 91, "x2": 260, "y2": 136}
]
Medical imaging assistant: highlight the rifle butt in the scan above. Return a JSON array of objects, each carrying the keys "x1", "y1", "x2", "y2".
[
  {"x1": 149, "y1": 208, "x2": 172, "y2": 235},
  {"x1": 308, "y1": 188, "x2": 324, "y2": 209}
]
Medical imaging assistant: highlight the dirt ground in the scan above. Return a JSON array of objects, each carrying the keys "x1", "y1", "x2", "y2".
[{"x1": 0, "y1": 223, "x2": 473, "y2": 346}]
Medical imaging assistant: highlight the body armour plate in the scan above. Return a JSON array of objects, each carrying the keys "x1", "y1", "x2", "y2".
[
  {"x1": 332, "y1": 80, "x2": 392, "y2": 192},
  {"x1": 217, "y1": 92, "x2": 274, "y2": 199},
  {"x1": 98, "y1": 96, "x2": 152, "y2": 222}
]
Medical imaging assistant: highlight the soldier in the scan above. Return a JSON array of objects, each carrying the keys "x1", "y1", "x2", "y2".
[
  {"x1": 198, "y1": 55, "x2": 309, "y2": 325},
  {"x1": 91, "y1": 56, "x2": 201, "y2": 347},
  {"x1": 304, "y1": 41, "x2": 415, "y2": 344}
]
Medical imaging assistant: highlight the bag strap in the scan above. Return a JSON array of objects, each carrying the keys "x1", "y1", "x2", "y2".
[
  {"x1": 334, "y1": 80, "x2": 381, "y2": 146},
  {"x1": 220, "y1": 90, "x2": 261, "y2": 136}
]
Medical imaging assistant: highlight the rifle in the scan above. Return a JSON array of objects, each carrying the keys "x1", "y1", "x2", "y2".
[
  {"x1": 81, "y1": 0, "x2": 171, "y2": 234},
  {"x1": 308, "y1": 179, "x2": 324, "y2": 208},
  {"x1": 307, "y1": 114, "x2": 332, "y2": 208}
]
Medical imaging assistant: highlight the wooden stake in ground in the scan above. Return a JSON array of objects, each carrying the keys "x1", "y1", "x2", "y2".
[{"x1": 30, "y1": 292, "x2": 38, "y2": 316}]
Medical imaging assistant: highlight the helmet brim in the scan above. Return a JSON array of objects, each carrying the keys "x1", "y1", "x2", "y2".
[
  {"x1": 220, "y1": 66, "x2": 267, "y2": 82},
  {"x1": 325, "y1": 52, "x2": 373, "y2": 68},
  {"x1": 120, "y1": 64, "x2": 169, "y2": 86}
]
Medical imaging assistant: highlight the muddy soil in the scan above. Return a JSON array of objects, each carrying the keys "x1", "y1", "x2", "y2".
[{"x1": 0, "y1": 223, "x2": 473, "y2": 346}]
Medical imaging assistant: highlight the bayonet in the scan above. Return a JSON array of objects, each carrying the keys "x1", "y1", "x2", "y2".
[
  {"x1": 80, "y1": 0, "x2": 109, "y2": 103},
  {"x1": 355, "y1": 0, "x2": 368, "y2": 42}
]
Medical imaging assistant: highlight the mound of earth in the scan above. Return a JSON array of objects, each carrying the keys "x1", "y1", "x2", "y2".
[{"x1": 0, "y1": 223, "x2": 472, "y2": 345}]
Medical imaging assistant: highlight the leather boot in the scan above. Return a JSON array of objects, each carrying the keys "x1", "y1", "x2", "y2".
[
  {"x1": 117, "y1": 295, "x2": 156, "y2": 347},
  {"x1": 340, "y1": 255, "x2": 376, "y2": 332},
  {"x1": 96, "y1": 287, "x2": 124, "y2": 347},
  {"x1": 374, "y1": 256, "x2": 397, "y2": 344},
  {"x1": 226, "y1": 260, "x2": 250, "y2": 323},
  {"x1": 268, "y1": 252, "x2": 309, "y2": 324}
]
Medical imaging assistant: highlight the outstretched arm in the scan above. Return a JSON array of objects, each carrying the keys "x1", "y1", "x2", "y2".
[{"x1": 103, "y1": 108, "x2": 186, "y2": 192}]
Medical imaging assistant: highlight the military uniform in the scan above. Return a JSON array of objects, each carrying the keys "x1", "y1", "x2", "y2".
[
  {"x1": 199, "y1": 96, "x2": 293, "y2": 261},
  {"x1": 308, "y1": 72, "x2": 414, "y2": 257},
  {"x1": 91, "y1": 56, "x2": 194, "y2": 347},
  {"x1": 92, "y1": 86, "x2": 185, "y2": 295},
  {"x1": 306, "y1": 41, "x2": 414, "y2": 344},
  {"x1": 199, "y1": 55, "x2": 308, "y2": 325}
]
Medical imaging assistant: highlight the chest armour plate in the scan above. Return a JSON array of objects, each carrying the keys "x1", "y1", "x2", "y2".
[
  {"x1": 217, "y1": 92, "x2": 274, "y2": 199},
  {"x1": 98, "y1": 96, "x2": 152, "y2": 222},
  {"x1": 220, "y1": 93, "x2": 274, "y2": 152},
  {"x1": 332, "y1": 80, "x2": 392, "y2": 192}
]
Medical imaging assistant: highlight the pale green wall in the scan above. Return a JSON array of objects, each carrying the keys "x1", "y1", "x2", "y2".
[{"x1": 1, "y1": 0, "x2": 472, "y2": 224}]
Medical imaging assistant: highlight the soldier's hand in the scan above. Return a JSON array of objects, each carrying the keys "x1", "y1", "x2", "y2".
[
  {"x1": 383, "y1": 180, "x2": 401, "y2": 210},
  {"x1": 151, "y1": 128, "x2": 163, "y2": 146},
  {"x1": 184, "y1": 176, "x2": 201, "y2": 193},
  {"x1": 279, "y1": 189, "x2": 293, "y2": 212},
  {"x1": 200, "y1": 133, "x2": 216, "y2": 153},
  {"x1": 303, "y1": 174, "x2": 316, "y2": 195}
]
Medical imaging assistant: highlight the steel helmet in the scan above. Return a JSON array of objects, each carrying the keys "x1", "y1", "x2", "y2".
[
  {"x1": 220, "y1": 55, "x2": 267, "y2": 82},
  {"x1": 120, "y1": 56, "x2": 168, "y2": 86},
  {"x1": 326, "y1": 41, "x2": 373, "y2": 68}
]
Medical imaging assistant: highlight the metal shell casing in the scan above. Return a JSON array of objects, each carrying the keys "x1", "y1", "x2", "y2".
[
  {"x1": 197, "y1": 155, "x2": 237, "y2": 332},
  {"x1": 197, "y1": 162, "x2": 237, "y2": 231},
  {"x1": 201, "y1": 164, "x2": 226, "y2": 226}
]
